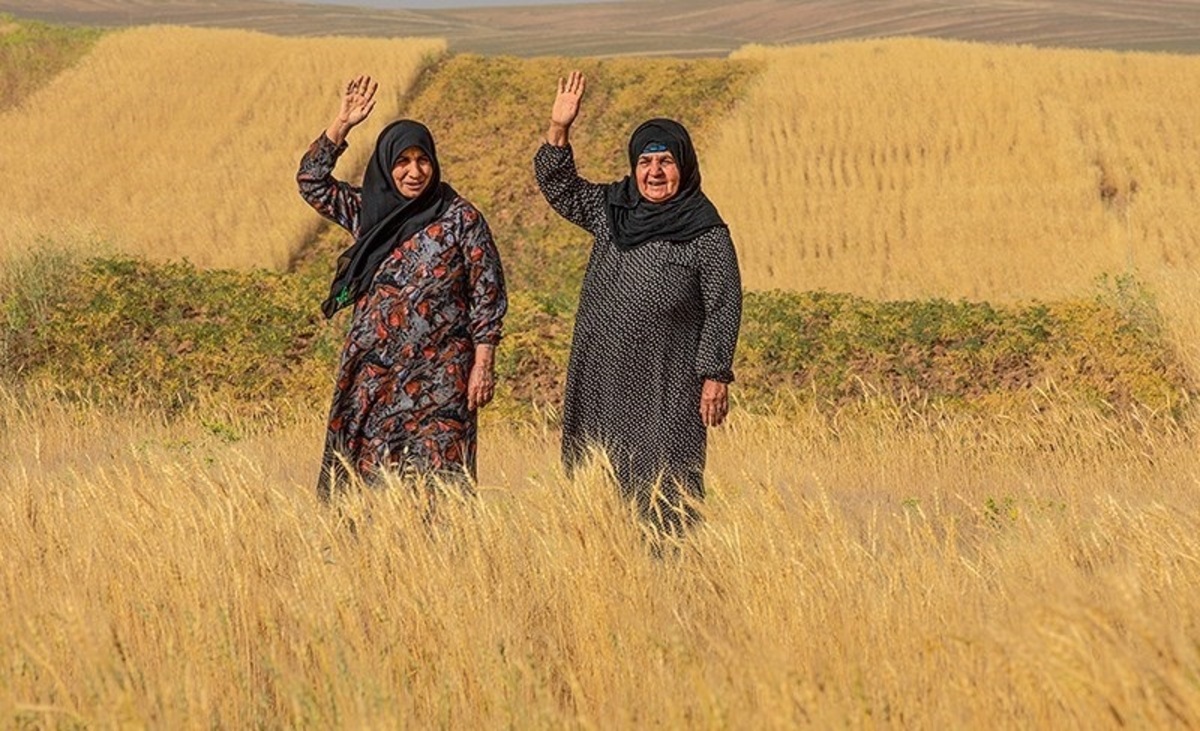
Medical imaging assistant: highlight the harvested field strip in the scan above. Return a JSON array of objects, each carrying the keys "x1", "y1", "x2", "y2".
[{"x1": 0, "y1": 26, "x2": 444, "y2": 270}]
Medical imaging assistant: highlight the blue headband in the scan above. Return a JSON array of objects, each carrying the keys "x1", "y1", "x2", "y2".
[{"x1": 640, "y1": 141, "x2": 669, "y2": 154}]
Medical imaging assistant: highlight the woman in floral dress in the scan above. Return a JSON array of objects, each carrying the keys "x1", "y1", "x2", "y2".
[{"x1": 298, "y1": 75, "x2": 507, "y2": 498}]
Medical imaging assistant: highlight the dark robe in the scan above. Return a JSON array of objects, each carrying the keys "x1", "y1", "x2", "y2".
[{"x1": 534, "y1": 138, "x2": 742, "y2": 535}]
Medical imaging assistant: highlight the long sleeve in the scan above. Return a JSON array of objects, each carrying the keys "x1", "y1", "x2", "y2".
[
  {"x1": 297, "y1": 132, "x2": 362, "y2": 236},
  {"x1": 533, "y1": 142, "x2": 608, "y2": 236},
  {"x1": 460, "y1": 205, "x2": 508, "y2": 346},
  {"x1": 695, "y1": 227, "x2": 743, "y2": 383}
]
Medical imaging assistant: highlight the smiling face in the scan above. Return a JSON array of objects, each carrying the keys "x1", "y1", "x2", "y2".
[
  {"x1": 635, "y1": 151, "x2": 681, "y2": 204},
  {"x1": 391, "y1": 145, "x2": 434, "y2": 199}
]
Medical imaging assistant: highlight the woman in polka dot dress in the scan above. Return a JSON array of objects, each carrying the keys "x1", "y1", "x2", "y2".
[{"x1": 534, "y1": 71, "x2": 743, "y2": 535}]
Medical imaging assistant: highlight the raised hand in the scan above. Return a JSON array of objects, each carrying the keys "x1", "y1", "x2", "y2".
[
  {"x1": 552, "y1": 71, "x2": 586, "y2": 129},
  {"x1": 326, "y1": 75, "x2": 378, "y2": 145},
  {"x1": 547, "y1": 70, "x2": 585, "y2": 147},
  {"x1": 340, "y1": 75, "x2": 378, "y2": 126}
]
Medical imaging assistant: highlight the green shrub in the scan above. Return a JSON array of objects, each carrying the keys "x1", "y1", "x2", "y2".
[
  {"x1": 736, "y1": 284, "x2": 1191, "y2": 422},
  {"x1": 1, "y1": 255, "x2": 341, "y2": 416},
  {"x1": 2, "y1": 255, "x2": 1191, "y2": 427}
]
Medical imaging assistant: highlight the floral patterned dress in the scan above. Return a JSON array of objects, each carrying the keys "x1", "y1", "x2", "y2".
[{"x1": 298, "y1": 133, "x2": 507, "y2": 495}]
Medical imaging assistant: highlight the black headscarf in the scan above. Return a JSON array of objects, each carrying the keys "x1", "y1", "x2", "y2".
[
  {"x1": 322, "y1": 119, "x2": 457, "y2": 318},
  {"x1": 605, "y1": 118, "x2": 726, "y2": 251}
]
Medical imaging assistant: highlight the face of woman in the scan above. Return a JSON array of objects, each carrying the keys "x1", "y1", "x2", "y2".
[
  {"x1": 635, "y1": 151, "x2": 681, "y2": 203},
  {"x1": 392, "y1": 145, "x2": 434, "y2": 199}
]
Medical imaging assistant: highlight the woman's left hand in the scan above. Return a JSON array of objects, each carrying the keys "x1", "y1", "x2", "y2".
[
  {"x1": 700, "y1": 379, "x2": 729, "y2": 427},
  {"x1": 468, "y1": 344, "x2": 496, "y2": 411}
]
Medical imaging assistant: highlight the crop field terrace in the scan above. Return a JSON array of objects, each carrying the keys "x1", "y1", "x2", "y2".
[{"x1": 1, "y1": 13, "x2": 1198, "y2": 729}]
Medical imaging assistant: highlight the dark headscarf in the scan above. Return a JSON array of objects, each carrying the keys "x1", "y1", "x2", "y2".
[
  {"x1": 605, "y1": 118, "x2": 726, "y2": 251},
  {"x1": 322, "y1": 119, "x2": 457, "y2": 318}
]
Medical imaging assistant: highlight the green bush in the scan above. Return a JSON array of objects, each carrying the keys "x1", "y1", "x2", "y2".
[
  {"x1": 737, "y1": 284, "x2": 1191, "y2": 422},
  {"x1": 2, "y1": 255, "x2": 1191, "y2": 427},
  {"x1": 1, "y1": 256, "x2": 341, "y2": 416}
]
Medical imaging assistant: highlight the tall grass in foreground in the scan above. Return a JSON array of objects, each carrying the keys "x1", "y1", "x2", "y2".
[
  {"x1": 705, "y1": 39, "x2": 1200, "y2": 303},
  {"x1": 0, "y1": 27, "x2": 444, "y2": 271},
  {"x1": 3, "y1": 393, "x2": 1198, "y2": 728}
]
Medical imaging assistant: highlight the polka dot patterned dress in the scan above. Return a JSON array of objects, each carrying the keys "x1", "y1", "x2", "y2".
[{"x1": 534, "y1": 142, "x2": 742, "y2": 533}]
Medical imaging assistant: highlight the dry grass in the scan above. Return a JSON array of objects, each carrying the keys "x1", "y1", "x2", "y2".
[
  {"x1": 705, "y1": 39, "x2": 1200, "y2": 303},
  {"x1": 4, "y1": 27, "x2": 1200, "y2": 729},
  {"x1": 0, "y1": 26, "x2": 444, "y2": 271},
  {"x1": 702, "y1": 38, "x2": 1200, "y2": 386},
  {"x1": 3, "y1": 392, "x2": 1199, "y2": 727}
]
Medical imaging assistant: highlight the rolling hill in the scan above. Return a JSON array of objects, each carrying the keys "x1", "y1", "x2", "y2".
[{"x1": 1, "y1": 0, "x2": 1198, "y2": 56}]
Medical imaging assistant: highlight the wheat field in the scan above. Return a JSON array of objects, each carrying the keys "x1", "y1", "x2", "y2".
[
  {"x1": 0, "y1": 26, "x2": 444, "y2": 271},
  {"x1": 2, "y1": 391, "x2": 1199, "y2": 728},
  {"x1": 705, "y1": 39, "x2": 1200, "y2": 303},
  {"x1": 6, "y1": 28, "x2": 1200, "y2": 729}
]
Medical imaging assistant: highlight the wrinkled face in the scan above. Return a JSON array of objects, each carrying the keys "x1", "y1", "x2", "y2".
[
  {"x1": 635, "y1": 151, "x2": 681, "y2": 203},
  {"x1": 392, "y1": 145, "x2": 434, "y2": 199}
]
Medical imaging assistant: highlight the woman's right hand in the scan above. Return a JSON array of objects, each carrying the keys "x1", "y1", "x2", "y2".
[
  {"x1": 327, "y1": 75, "x2": 378, "y2": 145},
  {"x1": 547, "y1": 70, "x2": 585, "y2": 147}
]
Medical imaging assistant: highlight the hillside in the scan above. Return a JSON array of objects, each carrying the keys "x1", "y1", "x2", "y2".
[
  {"x1": 0, "y1": 29, "x2": 1191, "y2": 425},
  {"x1": 705, "y1": 39, "x2": 1200, "y2": 302},
  {"x1": 0, "y1": 25, "x2": 443, "y2": 269},
  {"x1": 1, "y1": 0, "x2": 1199, "y2": 56}
]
